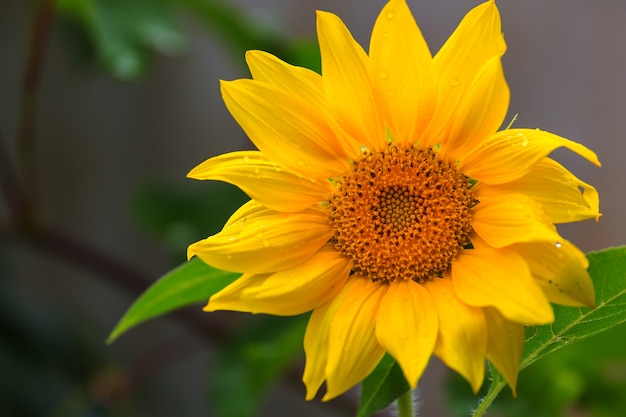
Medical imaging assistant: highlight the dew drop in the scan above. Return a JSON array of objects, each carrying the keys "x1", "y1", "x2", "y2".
[
  {"x1": 386, "y1": 10, "x2": 395, "y2": 19},
  {"x1": 242, "y1": 155, "x2": 250, "y2": 162},
  {"x1": 450, "y1": 77, "x2": 460, "y2": 87},
  {"x1": 555, "y1": 241, "x2": 562, "y2": 248},
  {"x1": 254, "y1": 167, "x2": 260, "y2": 174},
  {"x1": 379, "y1": 70, "x2": 389, "y2": 80},
  {"x1": 521, "y1": 137, "x2": 529, "y2": 147},
  {"x1": 262, "y1": 239, "x2": 270, "y2": 247}
]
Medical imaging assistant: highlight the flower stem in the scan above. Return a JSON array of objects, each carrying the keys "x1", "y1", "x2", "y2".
[
  {"x1": 471, "y1": 380, "x2": 506, "y2": 417},
  {"x1": 395, "y1": 389, "x2": 414, "y2": 417}
]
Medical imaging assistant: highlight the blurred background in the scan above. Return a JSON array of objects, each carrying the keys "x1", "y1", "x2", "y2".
[{"x1": 1, "y1": 0, "x2": 624, "y2": 416}]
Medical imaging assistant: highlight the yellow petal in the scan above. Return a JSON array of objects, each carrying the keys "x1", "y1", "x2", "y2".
[
  {"x1": 188, "y1": 151, "x2": 333, "y2": 212},
  {"x1": 452, "y1": 248, "x2": 554, "y2": 324},
  {"x1": 323, "y1": 277, "x2": 387, "y2": 400},
  {"x1": 317, "y1": 11, "x2": 385, "y2": 152},
  {"x1": 483, "y1": 307, "x2": 524, "y2": 395},
  {"x1": 375, "y1": 280, "x2": 438, "y2": 387},
  {"x1": 369, "y1": 0, "x2": 435, "y2": 148},
  {"x1": 205, "y1": 244, "x2": 352, "y2": 315},
  {"x1": 510, "y1": 240, "x2": 595, "y2": 307},
  {"x1": 478, "y1": 157, "x2": 600, "y2": 223},
  {"x1": 423, "y1": 0, "x2": 505, "y2": 149},
  {"x1": 222, "y1": 199, "x2": 267, "y2": 228},
  {"x1": 461, "y1": 129, "x2": 601, "y2": 184},
  {"x1": 245, "y1": 51, "x2": 364, "y2": 160},
  {"x1": 471, "y1": 192, "x2": 562, "y2": 248},
  {"x1": 441, "y1": 56, "x2": 509, "y2": 162},
  {"x1": 303, "y1": 299, "x2": 337, "y2": 400},
  {"x1": 425, "y1": 278, "x2": 486, "y2": 393},
  {"x1": 221, "y1": 79, "x2": 352, "y2": 178},
  {"x1": 188, "y1": 203, "x2": 333, "y2": 273},
  {"x1": 246, "y1": 50, "x2": 325, "y2": 102}
]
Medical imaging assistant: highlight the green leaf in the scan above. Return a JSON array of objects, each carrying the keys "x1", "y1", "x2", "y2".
[
  {"x1": 448, "y1": 321, "x2": 626, "y2": 417},
  {"x1": 209, "y1": 315, "x2": 308, "y2": 417},
  {"x1": 107, "y1": 258, "x2": 239, "y2": 343},
  {"x1": 522, "y1": 247, "x2": 626, "y2": 366},
  {"x1": 472, "y1": 246, "x2": 626, "y2": 417},
  {"x1": 357, "y1": 354, "x2": 411, "y2": 417}
]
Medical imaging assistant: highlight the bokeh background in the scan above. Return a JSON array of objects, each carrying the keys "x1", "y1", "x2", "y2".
[{"x1": 1, "y1": 0, "x2": 624, "y2": 416}]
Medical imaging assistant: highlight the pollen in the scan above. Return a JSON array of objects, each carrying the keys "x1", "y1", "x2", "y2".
[{"x1": 328, "y1": 144, "x2": 476, "y2": 283}]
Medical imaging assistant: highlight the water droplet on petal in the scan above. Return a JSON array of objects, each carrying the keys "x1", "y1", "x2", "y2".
[
  {"x1": 555, "y1": 241, "x2": 562, "y2": 248},
  {"x1": 521, "y1": 137, "x2": 529, "y2": 147},
  {"x1": 242, "y1": 155, "x2": 250, "y2": 162},
  {"x1": 386, "y1": 10, "x2": 395, "y2": 19},
  {"x1": 379, "y1": 70, "x2": 389, "y2": 80},
  {"x1": 296, "y1": 160, "x2": 305, "y2": 167},
  {"x1": 450, "y1": 77, "x2": 460, "y2": 87}
]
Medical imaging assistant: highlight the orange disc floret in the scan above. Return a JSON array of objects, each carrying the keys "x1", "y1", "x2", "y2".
[{"x1": 328, "y1": 144, "x2": 476, "y2": 283}]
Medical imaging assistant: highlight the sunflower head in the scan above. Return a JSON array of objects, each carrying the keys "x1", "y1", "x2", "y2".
[{"x1": 188, "y1": 0, "x2": 600, "y2": 401}]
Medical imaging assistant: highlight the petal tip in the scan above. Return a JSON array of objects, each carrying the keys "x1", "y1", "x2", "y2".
[{"x1": 186, "y1": 244, "x2": 197, "y2": 261}]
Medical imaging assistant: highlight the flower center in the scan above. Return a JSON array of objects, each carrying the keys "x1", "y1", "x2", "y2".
[{"x1": 328, "y1": 144, "x2": 476, "y2": 283}]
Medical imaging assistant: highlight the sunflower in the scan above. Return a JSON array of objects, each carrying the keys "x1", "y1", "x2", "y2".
[{"x1": 187, "y1": 0, "x2": 600, "y2": 401}]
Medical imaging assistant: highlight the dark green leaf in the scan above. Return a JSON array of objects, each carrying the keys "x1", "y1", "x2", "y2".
[
  {"x1": 132, "y1": 181, "x2": 248, "y2": 259},
  {"x1": 209, "y1": 315, "x2": 308, "y2": 417},
  {"x1": 182, "y1": 0, "x2": 320, "y2": 72},
  {"x1": 107, "y1": 258, "x2": 239, "y2": 343},
  {"x1": 57, "y1": 0, "x2": 186, "y2": 79},
  {"x1": 357, "y1": 354, "x2": 410, "y2": 417}
]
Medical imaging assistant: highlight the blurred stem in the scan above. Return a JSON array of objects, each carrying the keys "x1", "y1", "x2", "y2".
[
  {"x1": 395, "y1": 389, "x2": 414, "y2": 417},
  {"x1": 30, "y1": 225, "x2": 231, "y2": 342},
  {"x1": 17, "y1": 0, "x2": 55, "y2": 229},
  {"x1": 0, "y1": 131, "x2": 25, "y2": 227}
]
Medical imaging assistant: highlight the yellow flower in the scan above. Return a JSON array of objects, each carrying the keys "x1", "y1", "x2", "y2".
[{"x1": 188, "y1": 0, "x2": 600, "y2": 400}]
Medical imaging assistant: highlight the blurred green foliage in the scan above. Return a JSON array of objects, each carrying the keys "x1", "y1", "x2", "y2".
[
  {"x1": 0, "y1": 259, "x2": 127, "y2": 417},
  {"x1": 132, "y1": 181, "x2": 248, "y2": 260},
  {"x1": 56, "y1": 0, "x2": 321, "y2": 80},
  {"x1": 209, "y1": 315, "x2": 308, "y2": 417}
]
